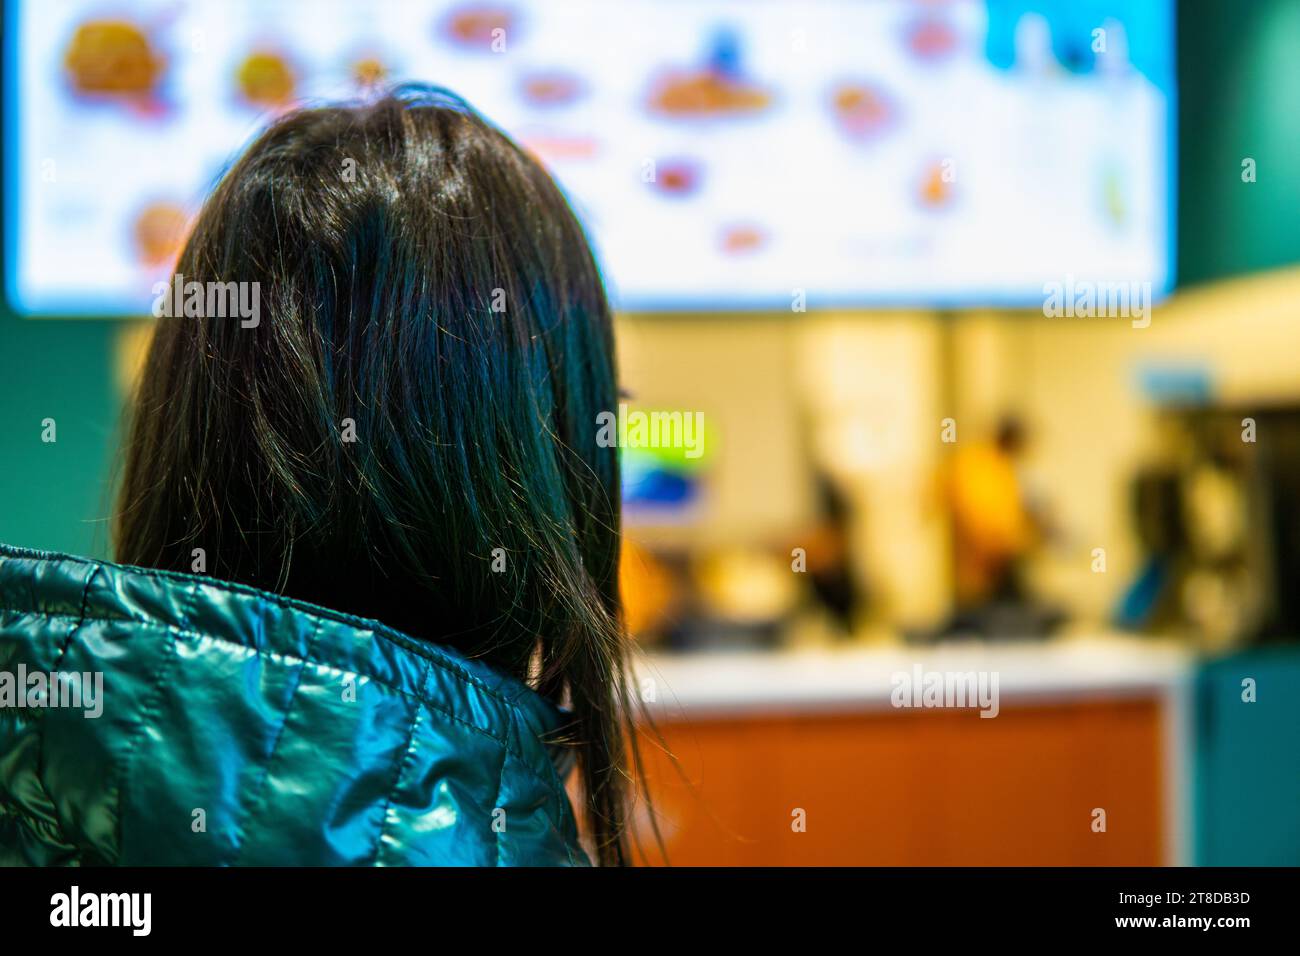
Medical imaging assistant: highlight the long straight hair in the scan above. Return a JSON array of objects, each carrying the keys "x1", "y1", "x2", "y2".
[{"x1": 115, "y1": 86, "x2": 638, "y2": 864}]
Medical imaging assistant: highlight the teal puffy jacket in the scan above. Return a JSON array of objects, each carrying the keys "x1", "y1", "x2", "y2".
[{"x1": 0, "y1": 545, "x2": 588, "y2": 866}]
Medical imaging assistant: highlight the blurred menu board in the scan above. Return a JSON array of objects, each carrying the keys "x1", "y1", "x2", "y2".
[{"x1": 5, "y1": 0, "x2": 1174, "y2": 314}]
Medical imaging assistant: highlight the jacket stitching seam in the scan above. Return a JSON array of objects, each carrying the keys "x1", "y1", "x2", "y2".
[
  {"x1": 228, "y1": 613, "x2": 321, "y2": 866},
  {"x1": 31, "y1": 562, "x2": 100, "y2": 858},
  {"x1": 0, "y1": 549, "x2": 521, "y2": 713},
  {"x1": 110, "y1": 617, "x2": 182, "y2": 864},
  {"x1": 492, "y1": 714, "x2": 512, "y2": 867},
  {"x1": 370, "y1": 674, "x2": 428, "y2": 867}
]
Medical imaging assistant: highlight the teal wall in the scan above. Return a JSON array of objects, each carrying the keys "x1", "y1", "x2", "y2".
[
  {"x1": 1177, "y1": 0, "x2": 1300, "y2": 286},
  {"x1": 0, "y1": 310, "x2": 119, "y2": 557},
  {"x1": 1194, "y1": 647, "x2": 1300, "y2": 865}
]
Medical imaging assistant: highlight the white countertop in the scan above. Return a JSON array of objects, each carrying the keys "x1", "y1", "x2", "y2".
[{"x1": 632, "y1": 635, "x2": 1194, "y2": 717}]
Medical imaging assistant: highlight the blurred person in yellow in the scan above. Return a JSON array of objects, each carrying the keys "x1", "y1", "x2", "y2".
[{"x1": 945, "y1": 415, "x2": 1041, "y2": 613}]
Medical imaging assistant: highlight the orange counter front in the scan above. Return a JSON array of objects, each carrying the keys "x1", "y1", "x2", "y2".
[{"x1": 626, "y1": 639, "x2": 1190, "y2": 866}]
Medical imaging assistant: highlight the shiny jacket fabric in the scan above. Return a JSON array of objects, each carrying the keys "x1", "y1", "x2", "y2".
[{"x1": 0, "y1": 545, "x2": 588, "y2": 866}]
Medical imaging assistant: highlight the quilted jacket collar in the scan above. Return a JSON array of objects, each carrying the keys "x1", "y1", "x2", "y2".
[{"x1": 0, "y1": 543, "x2": 587, "y2": 866}]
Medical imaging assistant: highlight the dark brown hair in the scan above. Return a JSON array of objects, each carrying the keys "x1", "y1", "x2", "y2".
[{"x1": 115, "y1": 86, "x2": 640, "y2": 864}]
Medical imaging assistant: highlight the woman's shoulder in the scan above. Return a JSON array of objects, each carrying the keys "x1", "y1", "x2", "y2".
[{"x1": 0, "y1": 543, "x2": 589, "y2": 866}]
